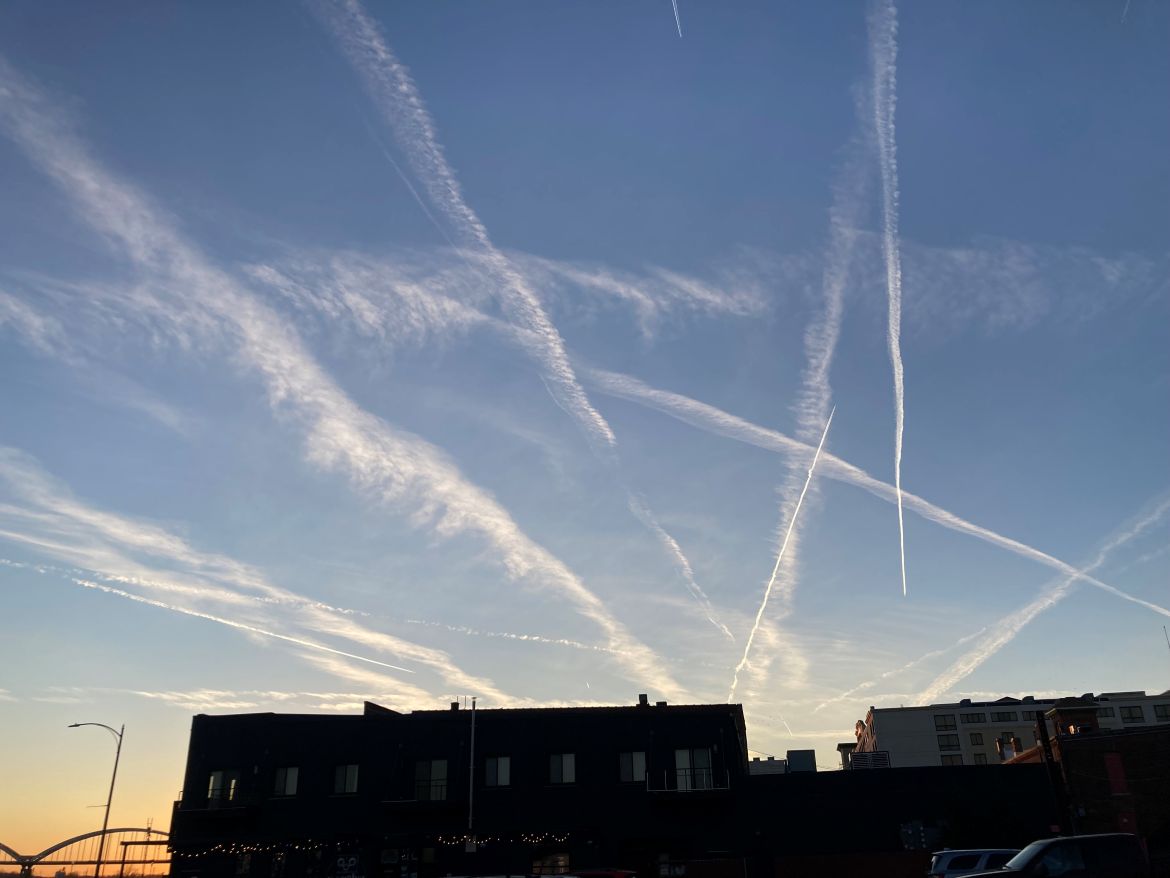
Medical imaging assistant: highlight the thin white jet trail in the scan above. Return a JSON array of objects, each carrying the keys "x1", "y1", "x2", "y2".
[
  {"x1": 583, "y1": 367, "x2": 1170, "y2": 619},
  {"x1": 914, "y1": 496, "x2": 1170, "y2": 705},
  {"x1": 870, "y1": 0, "x2": 908, "y2": 598},
  {"x1": 671, "y1": 0, "x2": 683, "y2": 38},
  {"x1": 70, "y1": 577, "x2": 415, "y2": 673},
  {"x1": 728, "y1": 407, "x2": 835, "y2": 702},
  {"x1": 311, "y1": 0, "x2": 726, "y2": 640},
  {"x1": 0, "y1": 59, "x2": 684, "y2": 700}
]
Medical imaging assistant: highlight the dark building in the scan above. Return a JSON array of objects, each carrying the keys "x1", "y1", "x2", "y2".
[
  {"x1": 170, "y1": 698, "x2": 751, "y2": 878},
  {"x1": 169, "y1": 697, "x2": 1064, "y2": 878}
]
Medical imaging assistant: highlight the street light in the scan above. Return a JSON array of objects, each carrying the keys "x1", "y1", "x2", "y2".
[{"x1": 68, "y1": 722, "x2": 124, "y2": 878}]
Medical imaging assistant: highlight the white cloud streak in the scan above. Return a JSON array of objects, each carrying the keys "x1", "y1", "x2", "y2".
[
  {"x1": 0, "y1": 56, "x2": 682, "y2": 699},
  {"x1": 869, "y1": 0, "x2": 908, "y2": 598},
  {"x1": 914, "y1": 497, "x2": 1170, "y2": 705},
  {"x1": 729, "y1": 408, "x2": 835, "y2": 702},
  {"x1": 307, "y1": 2, "x2": 724, "y2": 640},
  {"x1": 671, "y1": 0, "x2": 683, "y2": 38},
  {"x1": 584, "y1": 367, "x2": 1170, "y2": 620},
  {"x1": 310, "y1": 0, "x2": 616, "y2": 452}
]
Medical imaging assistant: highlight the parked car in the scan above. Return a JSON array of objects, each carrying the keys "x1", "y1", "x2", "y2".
[
  {"x1": 929, "y1": 848, "x2": 1019, "y2": 877},
  {"x1": 965, "y1": 833, "x2": 1149, "y2": 877}
]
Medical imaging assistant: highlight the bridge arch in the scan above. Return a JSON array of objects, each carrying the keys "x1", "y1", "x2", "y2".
[{"x1": 0, "y1": 829, "x2": 169, "y2": 878}]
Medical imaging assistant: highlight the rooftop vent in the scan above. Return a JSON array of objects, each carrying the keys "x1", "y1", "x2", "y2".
[
  {"x1": 450, "y1": 701, "x2": 460, "y2": 711},
  {"x1": 638, "y1": 694, "x2": 649, "y2": 707},
  {"x1": 655, "y1": 700, "x2": 668, "y2": 707}
]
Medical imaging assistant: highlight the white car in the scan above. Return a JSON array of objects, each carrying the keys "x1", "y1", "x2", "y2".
[{"x1": 928, "y1": 848, "x2": 1019, "y2": 877}]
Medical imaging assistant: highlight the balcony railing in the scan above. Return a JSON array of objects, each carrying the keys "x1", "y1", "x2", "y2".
[
  {"x1": 413, "y1": 780, "x2": 448, "y2": 801},
  {"x1": 647, "y1": 768, "x2": 729, "y2": 792}
]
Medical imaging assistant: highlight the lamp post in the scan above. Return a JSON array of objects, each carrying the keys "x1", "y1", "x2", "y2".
[{"x1": 68, "y1": 722, "x2": 124, "y2": 878}]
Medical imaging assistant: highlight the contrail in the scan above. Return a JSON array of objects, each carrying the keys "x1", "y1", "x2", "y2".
[
  {"x1": 70, "y1": 576, "x2": 416, "y2": 673},
  {"x1": 728, "y1": 408, "x2": 835, "y2": 702},
  {"x1": 584, "y1": 368, "x2": 1170, "y2": 620},
  {"x1": 870, "y1": 0, "x2": 908, "y2": 597},
  {"x1": 914, "y1": 497, "x2": 1170, "y2": 705},
  {"x1": 312, "y1": 0, "x2": 723, "y2": 639},
  {"x1": 671, "y1": 0, "x2": 683, "y2": 38},
  {"x1": 0, "y1": 56, "x2": 684, "y2": 699}
]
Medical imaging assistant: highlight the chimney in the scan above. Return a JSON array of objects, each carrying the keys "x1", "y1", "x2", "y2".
[
  {"x1": 450, "y1": 701, "x2": 460, "y2": 711},
  {"x1": 638, "y1": 694, "x2": 649, "y2": 707},
  {"x1": 655, "y1": 700, "x2": 668, "y2": 707}
]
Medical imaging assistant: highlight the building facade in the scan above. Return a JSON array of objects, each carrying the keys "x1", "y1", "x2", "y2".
[
  {"x1": 849, "y1": 690, "x2": 1170, "y2": 768},
  {"x1": 169, "y1": 698, "x2": 752, "y2": 878}
]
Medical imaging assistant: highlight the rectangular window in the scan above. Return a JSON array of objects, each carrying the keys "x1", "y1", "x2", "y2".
[
  {"x1": 960, "y1": 712, "x2": 986, "y2": 724},
  {"x1": 485, "y1": 756, "x2": 510, "y2": 788},
  {"x1": 207, "y1": 770, "x2": 240, "y2": 805},
  {"x1": 996, "y1": 735, "x2": 1023, "y2": 760},
  {"x1": 940, "y1": 754, "x2": 963, "y2": 766},
  {"x1": 1120, "y1": 706, "x2": 1144, "y2": 724},
  {"x1": 990, "y1": 711, "x2": 1018, "y2": 722},
  {"x1": 973, "y1": 753, "x2": 988, "y2": 765},
  {"x1": 937, "y1": 734, "x2": 960, "y2": 751},
  {"x1": 273, "y1": 766, "x2": 298, "y2": 797},
  {"x1": 675, "y1": 748, "x2": 712, "y2": 790},
  {"x1": 619, "y1": 751, "x2": 646, "y2": 783},
  {"x1": 333, "y1": 763, "x2": 359, "y2": 795},
  {"x1": 1153, "y1": 704, "x2": 1169, "y2": 721},
  {"x1": 1097, "y1": 706, "x2": 1115, "y2": 718},
  {"x1": 414, "y1": 759, "x2": 447, "y2": 800},
  {"x1": 549, "y1": 753, "x2": 575, "y2": 784},
  {"x1": 934, "y1": 714, "x2": 957, "y2": 731},
  {"x1": 969, "y1": 732, "x2": 984, "y2": 746}
]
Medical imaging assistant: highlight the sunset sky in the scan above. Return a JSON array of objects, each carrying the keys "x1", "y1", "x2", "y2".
[{"x1": 2, "y1": 0, "x2": 1168, "y2": 856}]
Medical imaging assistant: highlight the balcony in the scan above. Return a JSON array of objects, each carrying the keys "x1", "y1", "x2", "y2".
[{"x1": 647, "y1": 768, "x2": 730, "y2": 793}]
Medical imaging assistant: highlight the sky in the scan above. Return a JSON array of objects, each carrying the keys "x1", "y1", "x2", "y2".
[{"x1": 1, "y1": 0, "x2": 1168, "y2": 856}]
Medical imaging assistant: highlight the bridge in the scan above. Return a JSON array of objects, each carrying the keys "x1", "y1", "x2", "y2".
[{"x1": 0, "y1": 829, "x2": 169, "y2": 878}]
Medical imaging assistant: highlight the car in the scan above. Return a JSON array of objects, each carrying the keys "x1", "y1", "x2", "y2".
[
  {"x1": 964, "y1": 833, "x2": 1149, "y2": 877},
  {"x1": 928, "y1": 848, "x2": 1019, "y2": 877}
]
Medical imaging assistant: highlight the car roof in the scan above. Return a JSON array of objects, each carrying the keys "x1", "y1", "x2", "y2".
[{"x1": 932, "y1": 849, "x2": 1018, "y2": 855}]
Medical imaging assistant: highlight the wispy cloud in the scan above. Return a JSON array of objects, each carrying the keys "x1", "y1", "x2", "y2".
[
  {"x1": 869, "y1": 0, "x2": 908, "y2": 598},
  {"x1": 913, "y1": 497, "x2": 1170, "y2": 705},
  {"x1": 0, "y1": 54, "x2": 682, "y2": 698},
  {"x1": 310, "y1": 0, "x2": 615, "y2": 452},
  {"x1": 584, "y1": 367, "x2": 1170, "y2": 620}
]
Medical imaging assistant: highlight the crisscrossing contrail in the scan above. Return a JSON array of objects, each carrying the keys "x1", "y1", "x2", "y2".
[{"x1": 728, "y1": 407, "x2": 835, "y2": 702}]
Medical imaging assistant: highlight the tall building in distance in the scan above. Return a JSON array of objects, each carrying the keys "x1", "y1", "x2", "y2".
[{"x1": 848, "y1": 690, "x2": 1170, "y2": 768}]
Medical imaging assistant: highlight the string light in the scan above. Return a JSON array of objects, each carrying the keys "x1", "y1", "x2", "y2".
[{"x1": 174, "y1": 833, "x2": 572, "y2": 859}]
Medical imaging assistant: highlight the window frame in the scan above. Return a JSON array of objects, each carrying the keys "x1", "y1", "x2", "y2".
[
  {"x1": 1119, "y1": 705, "x2": 1144, "y2": 724},
  {"x1": 675, "y1": 747, "x2": 713, "y2": 790},
  {"x1": 990, "y1": 711, "x2": 1018, "y2": 722},
  {"x1": 414, "y1": 759, "x2": 447, "y2": 800},
  {"x1": 937, "y1": 734, "x2": 961, "y2": 752},
  {"x1": 969, "y1": 732, "x2": 984, "y2": 746},
  {"x1": 1154, "y1": 704, "x2": 1169, "y2": 721},
  {"x1": 933, "y1": 714, "x2": 957, "y2": 731},
  {"x1": 549, "y1": 753, "x2": 576, "y2": 785},
  {"x1": 273, "y1": 766, "x2": 299, "y2": 797},
  {"x1": 619, "y1": 750, "x2": 647, "y2": 784},
  {"x1": 939, "y1": 754, "x2": 963, "y2": 766},
  {"x1": 484, "y1": 755, "x2": 511, "y2": 788},
  {"x1": 333, "y1": 763, "x2": 360, "y2": 795},
  {"x1": 960, "y1": 712, "x2": 986, "y2": 724}
]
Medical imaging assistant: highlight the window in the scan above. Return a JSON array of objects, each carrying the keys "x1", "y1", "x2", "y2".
[
  {"x1": 960, "y1": 712, "x2": 986, "y2": 724},
  {"x1": 940, "y1": 754, "x2": 963, "y2": 766},
  {"x1": 1154, "y1": 704, "x2": 1169, "y2": 721},
  {"x1": 273, "y1": 766, "x2": 298, "y2": 797},
  {"x1": 549, "y1": 753, "x2": 575, "y2": 784},
  {"x1": 973, "y1": 753, "x2": 988, "y2": 765},
  {"x1": 990, "y1": 711, "x2": 1017, "y2": 722},
  {"x1": 1119, "y1": 706, "x2": 1144, "y2": 724},
  {"x1": 948, "y1": 854, "x2": 979, "y2": 869},
  {"x1": 1097, "y1": 706, "x2": 1115, "y2": 718},
  {"x1": 985, "y1": 853, "x2": 1012, "y2": 868},
  {"x1": 485, "y1": 756, "x2": 510, "y2": 787},
  {"x1": 996, "y1": 734, "x2": 1023, "y2": 760},
  {"x1": 414, "y1": 759, "x2": 446, "y2": 800},
  {"x1": 937, "y1": 734, "x2": 960, "y2": 751},
  {"x1": 207, "y1": 769, "x2": 240, "y2": 806},
  {"x1": 934, "y1": 714, "x2": 956, "y2": 731},
  {"x1": 619, "y1": 751, "x2": 646, "y2": 783},
  {"x1": 969, "y1": 732, "x2": 984, "y2": 745},
  {"x1": 334, "y1": 763, "x2": 359, "y2": 795},
  {"x1": 675, "y1": 747, "x2": 712, "y2": 790}
]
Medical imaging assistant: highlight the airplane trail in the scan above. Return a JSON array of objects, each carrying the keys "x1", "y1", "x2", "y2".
[
  {"x1": 312, "y1": 0, "x2": 725, "y2": 639},
  {"x1": 914, "y1": 496, "x2": 1170, "y2": 705},
  {"x1": 71, "y1": 577, "x2": 415, "y2": 673},
  {"x1": 671, "y1": 0, "x2": 683, "y2": 38},
  {"x1": 728, "y1": 408, "x2": 835, "y2": 702},
  {"x1": 584, "y1": 368, "x2": 1170, "y2": 621},
  {"x1": 870, "y1": 0, "x2": 908, "y2": 597}
]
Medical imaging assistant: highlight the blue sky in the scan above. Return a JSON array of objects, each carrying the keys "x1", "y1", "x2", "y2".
[{"x1": 1, "y1": 0, "x2": 1168, "y2": 853}]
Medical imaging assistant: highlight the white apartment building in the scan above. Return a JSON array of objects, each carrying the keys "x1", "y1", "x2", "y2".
[{"x1": 849, "y1": 690, "x2": 1170, "y2": 768}]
